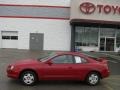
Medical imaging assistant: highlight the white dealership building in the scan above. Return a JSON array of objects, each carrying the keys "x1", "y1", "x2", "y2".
[{"x1": 0, "y1": 0, "x2": 120, "y2": 52}]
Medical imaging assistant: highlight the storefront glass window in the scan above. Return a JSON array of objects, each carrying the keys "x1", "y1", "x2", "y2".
[
  {"x1": 75, "y1": 26, "x2": 99, "y2": 47},
  {"x1": 116, "y1": 29, "x2": 120, "y2": 48},
  {"x1": 100, "y1": 27, "x2": 115, "y2": 37}
]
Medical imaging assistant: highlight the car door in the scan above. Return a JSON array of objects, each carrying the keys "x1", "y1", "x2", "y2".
[
  {"x1": 72, "y1": 55, "x2": 89, "y2": 80},
  {"x1": 42, "y1": 55, "x2": 75, "y2": 80}
]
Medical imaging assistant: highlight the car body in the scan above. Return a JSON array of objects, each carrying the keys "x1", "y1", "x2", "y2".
[{"x1": 7, "y1": 52, "x2": 110, "y2": 86}]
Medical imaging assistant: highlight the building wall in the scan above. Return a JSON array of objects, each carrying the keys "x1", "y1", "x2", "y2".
[
  {"x1": 71, "y1": 0, "x2": 120, "y2": 22},
  {"x1": 0, "y1": 0, "x2": 71, "y2": 6},
  {"x1": 0, "y1": 0, "x2": 119, "y2": 52},
  {"x1": 0, "y1": 18, "x2": 71, "y2": 51},
  {"x1": 0, "y1": 0, "x2": 71, "y2": 51},
  {"x1": 0, "y1": 0, "x2": 101, "y2": 52}
]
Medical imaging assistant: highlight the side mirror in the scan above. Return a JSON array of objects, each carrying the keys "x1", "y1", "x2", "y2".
[{"x1": 45, "y1": 61, "x2": 53, "y2": 65}]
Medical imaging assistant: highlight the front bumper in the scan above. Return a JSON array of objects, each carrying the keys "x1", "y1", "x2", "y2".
[{"x1": 7, "y1": 69, "x2": 19, "y2": 79}]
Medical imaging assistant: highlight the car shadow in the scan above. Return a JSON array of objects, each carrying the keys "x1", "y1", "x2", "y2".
[
  {"x1": 4, "y1": 79, "x2": 106, "y2": 90},
  {"x1": 7, "y1": 79, "x2": 104, "y2": 86}
]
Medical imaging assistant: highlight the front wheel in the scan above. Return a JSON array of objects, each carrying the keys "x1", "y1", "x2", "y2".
[
  {"x1": 86, "y1": 72, "x2": 100, "y2": 86},
  {"x1": 20, "y1": 71, "x2": 37, "y2": 86}
]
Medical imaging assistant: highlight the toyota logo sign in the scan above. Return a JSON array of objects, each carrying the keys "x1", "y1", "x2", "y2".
[
  {"x1": 80, "y1": 2, "x2": 120, "y2": 15},
  {"x1": 80, "y1": 2, "x2": 96, "y2": 14}
]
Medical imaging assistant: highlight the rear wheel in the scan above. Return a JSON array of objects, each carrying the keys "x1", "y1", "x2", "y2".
[
  {"x1": 86, "y1": 72, "x2": 100, "y2": 86},
  {"x1": 20, "y1": 71, "x2": 37, "y2": 86}
]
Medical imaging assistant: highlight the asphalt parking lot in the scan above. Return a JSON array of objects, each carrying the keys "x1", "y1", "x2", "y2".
[{"x1": 0, "y1": 49, "x2": 120, "y2": 90}]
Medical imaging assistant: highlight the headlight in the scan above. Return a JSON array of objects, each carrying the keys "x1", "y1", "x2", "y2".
[{"x1": 10, "y1": 65, "x2": 14, "y2": 70}]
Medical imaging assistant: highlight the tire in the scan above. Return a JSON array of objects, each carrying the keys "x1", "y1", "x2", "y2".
[
  {"x1": 20, "y1": 71, "x2": 37, "y2": 86},
  {"x1": 86, "y1": 72, "x2": 100, "y2": 86}
]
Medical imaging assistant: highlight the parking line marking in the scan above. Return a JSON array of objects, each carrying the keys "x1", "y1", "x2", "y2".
[
  {"x1": 108, "y1": 82, "x2": 120, "y2": 86},
  {"x1": 107, "y1": 77, "x2": 120, "y2": 80},
  {"x1": 104, "y1": 84, "x2": 113, "y2": 90},
  {"x1": 107, "y1": 60, "x2": 118, "y2": 63},
  {"x1": 103, "y1": 53, "x2": 120, "y2": 61}
]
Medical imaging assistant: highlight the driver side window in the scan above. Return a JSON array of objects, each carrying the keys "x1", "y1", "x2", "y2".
[{"x1": 52, "y1": 55, "x2": 73, "y2": 64}]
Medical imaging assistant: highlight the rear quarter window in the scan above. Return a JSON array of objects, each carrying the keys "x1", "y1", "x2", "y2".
[{"x1": 74, "y1": 56, "x2": 87, "y2": 64}]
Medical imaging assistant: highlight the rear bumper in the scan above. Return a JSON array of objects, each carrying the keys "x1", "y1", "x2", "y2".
[{"x1": 102, "y1": 70, "x2": 110, "y2": 78}]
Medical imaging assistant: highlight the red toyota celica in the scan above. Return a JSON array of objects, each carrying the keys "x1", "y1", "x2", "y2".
[{"x1": 7, "y1": 52, "x2": 110, "y2": 86}]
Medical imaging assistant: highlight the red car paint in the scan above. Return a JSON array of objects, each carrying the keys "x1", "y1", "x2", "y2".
[{"x1": 7, "y1": 52, "x2": 110, "y2": 81}]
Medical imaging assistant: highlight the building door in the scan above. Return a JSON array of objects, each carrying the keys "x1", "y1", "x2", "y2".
[
  {"x1": 100, "y1": 38, "x2": 105, "y2": 51},
  {"x1": 106, "y1": 38, "x2": 115, "y2": 51},
  {"x1": 30, "y1": 33, "x2": 44, "y2": 51},
  {"x1": 100, "y1": 37, "x2": 115, "y2": 51},
  {"x1": 1, "y1": 31, "x2": 18, "y2": 49}
]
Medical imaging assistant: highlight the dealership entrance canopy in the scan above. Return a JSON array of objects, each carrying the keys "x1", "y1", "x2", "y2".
[{"x1": 70, "y1": 0, "x2": 120, "y2": 52}]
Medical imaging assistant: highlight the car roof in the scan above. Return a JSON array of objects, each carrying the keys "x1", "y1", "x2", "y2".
[{"x1": 55, "y1": 51, "x2": 84, "y2": 56}]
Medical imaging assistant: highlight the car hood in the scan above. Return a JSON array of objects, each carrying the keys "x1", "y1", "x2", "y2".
[{"x1": 10, "y1": 59, "x2": 39, "y2": 66}]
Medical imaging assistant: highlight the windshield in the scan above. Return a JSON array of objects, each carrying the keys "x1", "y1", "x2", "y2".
[{"x1": 37, "y1": 52, "x2": 56, "y2": 62}]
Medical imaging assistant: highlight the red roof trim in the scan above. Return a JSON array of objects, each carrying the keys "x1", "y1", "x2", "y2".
[
  {"x1": 0, "y1": 4, "x2": 70, "y2": 8},
  {"x1": 0, "y1": 16, "x2": 70, "y2": 20}
]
